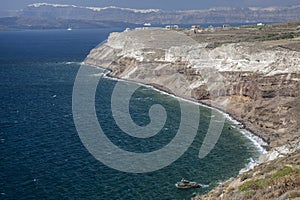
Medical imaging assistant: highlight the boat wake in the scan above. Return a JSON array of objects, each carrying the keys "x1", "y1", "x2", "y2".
[{"x1": 65, "y1": 61, "x2": 82, "y2": 65}]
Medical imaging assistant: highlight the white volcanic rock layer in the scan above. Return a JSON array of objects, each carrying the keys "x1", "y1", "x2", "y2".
[{"x1": 85, "y1": 28, "x2": 300, "y2": 152}]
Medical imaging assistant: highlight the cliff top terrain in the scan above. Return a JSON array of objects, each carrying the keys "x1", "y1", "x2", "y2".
[{"x1": 186, "y1": 21, "x2": 300, "y2": 50}]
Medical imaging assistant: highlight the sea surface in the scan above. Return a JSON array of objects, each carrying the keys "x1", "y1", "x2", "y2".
[{"x1": 0, "y1": 28, "x2": 261, "y2": 199}]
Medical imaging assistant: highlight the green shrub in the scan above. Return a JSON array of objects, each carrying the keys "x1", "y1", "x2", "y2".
[
  {"x1": 239, "y1": 178, "x2": 270, "y2": 191},
  {"x1": 272, "y1": 166, "x2": 300, "y2": 179},
  {"x1": 240, "y1": 173, "x2": 252, "y2": 182},
  {"x1": 238, "y1": 166, "x2": 300, "y2": 192}
]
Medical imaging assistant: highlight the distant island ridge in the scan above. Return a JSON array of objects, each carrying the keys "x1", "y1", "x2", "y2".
[{"x1": 0, "y1": 3, "x2": 300, "y2": 29}]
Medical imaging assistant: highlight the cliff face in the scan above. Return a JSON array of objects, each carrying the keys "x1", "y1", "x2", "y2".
[
  {"x1": 85, "y1": 23, "x2": 300, "y2": 199},
  {"x1": 86, "y1": 26, "x2": 300, "y2": 149}
]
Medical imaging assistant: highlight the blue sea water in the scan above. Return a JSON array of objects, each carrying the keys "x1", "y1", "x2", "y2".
[{"x1": 0, "y1": 28, "x2": 260, "y2": 199}]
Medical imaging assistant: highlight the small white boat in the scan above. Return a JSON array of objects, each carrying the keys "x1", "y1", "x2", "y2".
[
  {"x1": 143, "y1": 23, "x2": 151, "y2": 26},
  {"x1": 175, "y1": 179, "x2": 201, "y2": 189},
  {"x1": 67, "y1": 27, "x2": 72, "y2": 31}
]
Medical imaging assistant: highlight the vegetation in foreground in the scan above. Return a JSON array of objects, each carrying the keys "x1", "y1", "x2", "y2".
[{"x1": 195, "y1": 150, "x2": 300, "y2": 200}]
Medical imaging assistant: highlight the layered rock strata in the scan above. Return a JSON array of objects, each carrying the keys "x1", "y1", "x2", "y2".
[
  {"x1": 85, "y1": 25, "x2": 300, "y2": 199},
  {"x1": 85, "y1": 28, "x2": 300, "y2": 151}
]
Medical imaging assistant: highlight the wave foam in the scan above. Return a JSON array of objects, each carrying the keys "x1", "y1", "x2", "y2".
[{"x1": 82, "y1": 63, "x2": 268, "y2": 174}]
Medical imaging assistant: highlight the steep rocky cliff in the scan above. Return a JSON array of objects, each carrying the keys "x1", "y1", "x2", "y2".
[
  {"x1": 85, "y1": 22, "x2": 300, "y2": 199},
  {"x1": 86, "y1": 24, "x2": 300, "y2": 148}
]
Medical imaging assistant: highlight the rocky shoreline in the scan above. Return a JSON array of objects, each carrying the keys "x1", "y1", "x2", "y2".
[
  {"x1": 101, "y1": 65, "x2": 268, "y2": 155},
  {"x1": 85, "y1": 22, "x2": 300, "y2": 199}
]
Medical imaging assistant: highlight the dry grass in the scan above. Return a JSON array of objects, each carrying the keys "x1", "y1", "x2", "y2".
[
  {"x1": 184, "y1": 21, "x2": 300, "y2": 52},
  {"x1": 194, "y1": 150, "x2": 300, "y2": 200}
]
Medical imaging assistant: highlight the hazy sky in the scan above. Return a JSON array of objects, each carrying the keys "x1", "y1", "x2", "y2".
[{"x1": 1, "y1": 0, "x2": 300, "y2": 10}]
